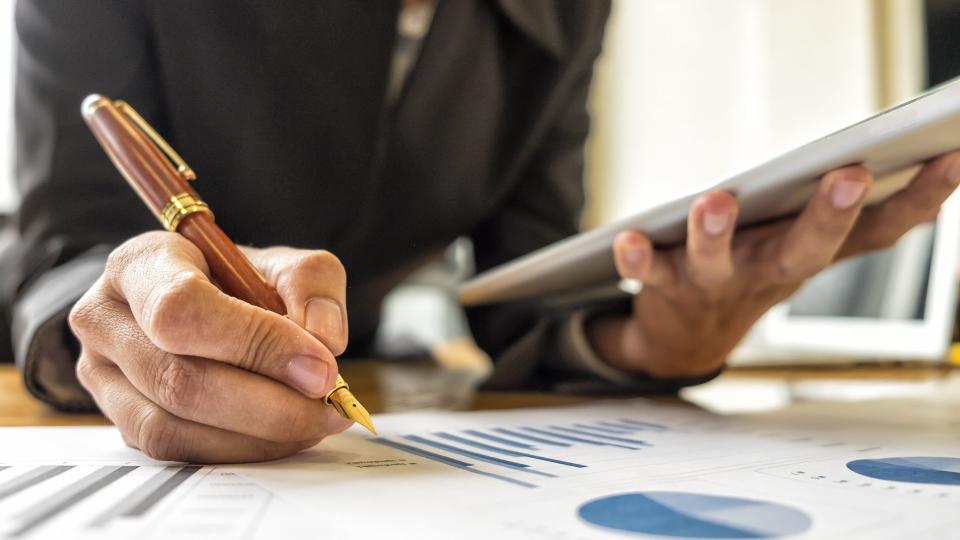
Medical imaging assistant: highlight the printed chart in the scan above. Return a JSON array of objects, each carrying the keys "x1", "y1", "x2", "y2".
[
  {"x1": 0, "y1": 460, "x2": 302, "y2": 540},
  {"x1": 5, "y1": 399, "x2": 960, "y2": 539},
  {"x1": 233, "y1": 399, "x2": 960, "y2": 540},
  {"x1": 372, "y1": 418, "x2": 662, "y2": 488},
  {"x1": 0, "y1": 465, "x2": 197, "y2": 537}
]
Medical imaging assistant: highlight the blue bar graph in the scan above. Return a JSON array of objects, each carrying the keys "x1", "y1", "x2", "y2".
[
  {"x1": 550, "y1": 426, "x2": 650, "y2": 446},
  {"x1": 374, "y1": 419, "x2": 663, "y2": 489},
  {"x1": 403, "y1": 436, "x2": 556, "y2": 478},
  {"x1": 371, "y1": 438, "x2": 537, "y2": 488},
  {"x1": 619, "y1": 419, "x2": 668, "y2": 430},
  {"x1": 492, "y1": 428, "x2": 572, "y2": 447},
  {"x1": 434, "y1": 433, "x2": 586, "y2": 468},
  {"x1": 575, "y1": 423, "x2": 633, "y2": 435},
  {"x1": 598, "y1": 421, "x2": 642, "y2": 432},
  {"x1": 463, "y1": 429, "x2": 536, "y2": 449},
  {"x1": 523, "y1": 427, "x2": 610, "y2": 447},
  {"x1": 524, "y1": 427, "x2": 640, "y2": 450}
]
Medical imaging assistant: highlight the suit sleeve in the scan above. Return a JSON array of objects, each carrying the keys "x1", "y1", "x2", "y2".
[
  {"x1": 467, "y1": 6, "x2": 719, "y2": 393},
  {"x1": 0, "y1": 0, "x2": 159, "y2": 409}
]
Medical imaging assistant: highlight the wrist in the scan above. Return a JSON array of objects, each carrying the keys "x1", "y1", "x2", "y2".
[
  {"x1": 584, "y1": 313, "x2": 643, "y2": 373},
  {"x1": 584, "y1": 312, "x2": 730, "y2": 379}
]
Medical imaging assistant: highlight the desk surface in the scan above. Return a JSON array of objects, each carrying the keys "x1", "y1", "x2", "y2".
[{"x1": 3, "y1": 361, "x2": 959, "y2": 427}]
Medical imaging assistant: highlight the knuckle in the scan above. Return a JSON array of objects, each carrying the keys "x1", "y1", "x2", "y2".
[
  {"x1": 302, "y1": 250, "x2": 345, "y2": 275},
  {"x1": 690, "y1": 269, "x2": 731, "y2": 292},
  {"x1": 684, "y1": 256, "x2": 732, "y2": 290},
  {"x1": 237, "y1": 313, "x2": 284, "y2": 373},
  {"x1": 689, "y1": 238, "x2": 723, "y2": 258},
  {"x1": 74, "y1": 354, "x2": 98, "y2": 390},
  {"x1": 155, "y1": 356, "x2": 204, "y2": 412},
  {"x1": 105, "y1": 232, "x2": 167, "y2": 275},
  {"x1": 279, "y1": 251, "x2": 346, "y2": 293},
  {"x1": 137, "y1": 409, "x2": 188, "y2": 462},
  {"x1": 67, "y1": 295, "x2": 97, "y2": 338},
  {"x1": 104, "y1": 242, "x2": 137, "y2": 278},
  {"x1": 143, "y1": 272, "x2": 207, "y2": 353},
  {"x1": 68, "y1": 280, "x2": 114, "y2": 339}
]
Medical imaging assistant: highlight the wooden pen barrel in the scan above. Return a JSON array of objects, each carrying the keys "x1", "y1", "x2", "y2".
[{"x1": 82, "y1": 95, "x2": 287, "y2": 315}]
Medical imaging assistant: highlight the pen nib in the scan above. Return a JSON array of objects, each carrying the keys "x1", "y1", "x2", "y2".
[
  {"x1": 339, "y1": 392, "x2": 377, "y2": 435},
  {"x1": 325, "y1": 375, "x2": 377, "y2": 435}
]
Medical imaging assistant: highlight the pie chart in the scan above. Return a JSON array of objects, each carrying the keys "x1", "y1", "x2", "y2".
[
  {"x1": 578, "y1": 491, "x2": 811, "y2": 538},
  {"x1": 846, "y1": 457, "x2": 960, "y2": 485}
]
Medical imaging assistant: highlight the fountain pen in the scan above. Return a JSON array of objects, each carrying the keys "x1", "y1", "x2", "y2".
[{"x1": 80, "y1": 94, "x2": 376, "y2": 435}]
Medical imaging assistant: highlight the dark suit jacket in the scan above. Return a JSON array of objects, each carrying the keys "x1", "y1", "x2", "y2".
[{"x1": 2, "y1": 0, "x2": 714, "y2": 410}]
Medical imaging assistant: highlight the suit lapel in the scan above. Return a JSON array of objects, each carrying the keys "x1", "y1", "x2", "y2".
[{"x1": 494, "y1": 0, "x2": 566, "y2": 58}]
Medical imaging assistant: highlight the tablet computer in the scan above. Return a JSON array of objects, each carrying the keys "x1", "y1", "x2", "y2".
[{"x1": 459, "y1": 77, "x2": 960, "y2": 306}]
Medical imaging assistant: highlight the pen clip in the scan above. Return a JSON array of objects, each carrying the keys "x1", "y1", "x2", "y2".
[{"x1": 114, "y1": 100, "x2": 197, "y2": 182}]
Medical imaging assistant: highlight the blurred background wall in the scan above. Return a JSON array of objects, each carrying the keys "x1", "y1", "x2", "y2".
[{"x1": 583, "y1": 0, "x2": 924, "y2": 227}]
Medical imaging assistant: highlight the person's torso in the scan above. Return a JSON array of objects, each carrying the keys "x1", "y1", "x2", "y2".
[{"x1": 141, "y1": 0, "x2": 602, "y2": 345}]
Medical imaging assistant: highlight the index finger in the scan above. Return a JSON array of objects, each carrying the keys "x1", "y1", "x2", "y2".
[{"x1": 104, "y1": 232, "x2": 338, "y2": 398}]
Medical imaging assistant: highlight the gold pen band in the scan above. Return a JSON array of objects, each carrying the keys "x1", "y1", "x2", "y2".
[
  {"x1": 323, "y1": 374, "x2": 376, "y2": 433},
  {"x1": 162, "y1": 192, "x2": 212, "y2": 231},
  {"x1": 323, "y1": 374, "x2": 350, "y2": 406}
]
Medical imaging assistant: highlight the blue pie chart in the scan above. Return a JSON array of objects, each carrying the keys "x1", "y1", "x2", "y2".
[
  {"x1": 847, "y1": 457, "x2": 960, "y2": 485},
  {"x1": 578, "y1": 492, "x2": 811, "y2": 538}
]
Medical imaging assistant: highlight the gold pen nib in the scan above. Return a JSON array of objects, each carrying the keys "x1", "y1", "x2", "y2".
[{"x1": 324, "y1": 375, "x2": 377, "y2": 434}]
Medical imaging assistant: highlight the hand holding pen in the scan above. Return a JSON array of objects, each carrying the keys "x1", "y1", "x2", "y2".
[{"x1": 68, "y1": 96, "x2": 374, "y2": 463}]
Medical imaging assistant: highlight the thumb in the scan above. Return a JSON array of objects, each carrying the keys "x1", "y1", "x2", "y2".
[{"x1": 242, "y1": 246, "x2": 349, "y2": 356}]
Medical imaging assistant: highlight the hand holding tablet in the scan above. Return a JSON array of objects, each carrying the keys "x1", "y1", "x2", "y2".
[
  {"x1": 460, "y1": 78, "x2": 960, "y2": 378},
  {"x1": 461, "y1": 77, "x2": 960, "y2": 305}
]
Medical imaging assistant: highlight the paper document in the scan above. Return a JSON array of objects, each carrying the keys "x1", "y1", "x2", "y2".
[
  {"x1": 0, "y1": 428, "x2": 330, "y2": 540},
  {"x1": 231, "y1": 399, "x2": 960, "y2": 540},
  {"x1": 2, "y1": 399, "x2": 958, "y2": 539}
]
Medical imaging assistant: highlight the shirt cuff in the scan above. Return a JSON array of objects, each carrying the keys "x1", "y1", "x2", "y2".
[
  {"x1": 554, "y1": 307, "x2": 645, "y2": 384},
  {"x1": 12, "y1": 248, "x2": 109, "y2": 411}
]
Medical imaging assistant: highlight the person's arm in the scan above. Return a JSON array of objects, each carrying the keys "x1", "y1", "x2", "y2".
[
  {"x1": 466, "y1": 1, "x2": 703, "y2": 392},
  {"x1": 7, "y1": 2, "x2": 359, "y2": 463},
  {"x1": 0, "y1": 0, "x2": 158, "y2": 409}
]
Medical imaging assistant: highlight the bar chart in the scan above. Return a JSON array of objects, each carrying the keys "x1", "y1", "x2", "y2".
[
  {"x1": 372, "y1": 418, "x2": 659, "y2": 488},
  {"x1": 0, "y1": 462, "x2": 282, "y2": 539},
  {"x1": 227, "y1": 399, "x2": 960, "y2": 540}
]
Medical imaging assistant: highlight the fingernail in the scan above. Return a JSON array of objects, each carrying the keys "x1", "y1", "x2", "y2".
[
  {"x1": 623, "y1": 240, "x2": 647, "y2": 270},
  {"x1": 831, "y1": 178, "x2": 867, "y2": 209},
  {"x1": 287, "y1": 355, "x2": 329, "y2": 395},
  {"x1": 703, "y1": 210, "x2": 730, "y2": 236},
  {"x1": 305, "y1": 298, "x2": 343, "y2": 343}
]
